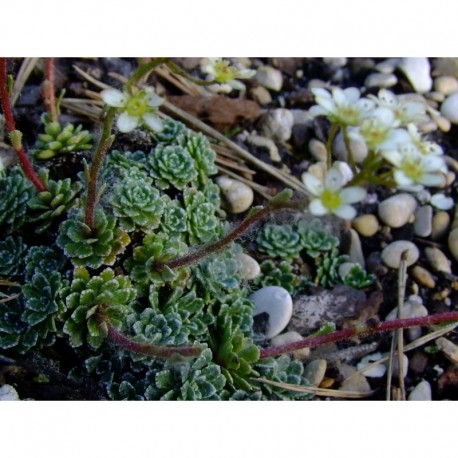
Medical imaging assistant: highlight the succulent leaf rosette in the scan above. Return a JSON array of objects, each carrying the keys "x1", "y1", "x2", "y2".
[
  {"x1": 0, "y1": 236, "x2": 27, "y2": 278},
  {"x1": 257, "y1": 223, "x2": 303, "y2": 259}
]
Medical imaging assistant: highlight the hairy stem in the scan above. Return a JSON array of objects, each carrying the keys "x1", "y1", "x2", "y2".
[
  {"x1": 98, "y1": 313, "x2": 202, "y2": 359},
  {"x1": 155, "y1": 199, "x2": 307, "y2": 271},
  {"x1": 84, "y1": 107, "x2": 116, "y2": 229},
  {"x1": 165, "y1": 60, "x2": 214, "y2": 86},
  {"x1": 124, "y1": 58, "x2": 168, "y2": 92},
  {"x1": 43, "y1": 58, "x2": 58, "y2": 122},
  {"x1": 342, "y1": 125, "x2": 357, "y2": 173},
  {"x1": 0, "y1": 58, "x2": 46, "y2": 192},
  {"x1": 259, "y1": 311, "x2": 458, "y2": 358}
]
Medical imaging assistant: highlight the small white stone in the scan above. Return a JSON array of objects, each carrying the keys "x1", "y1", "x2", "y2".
[
  {"x1": 381, "y1": 241, "x2": 419, "y2": 269},
  {"x1": 262, "y1": 109, "x2": 295, "y2": 142},
  {"x1": 435, "y1": 115, "x2": 452, "y2": 133},
  {"x1": 308, "y1": 139, "x2": 327, "y2": 162},
  {"x1": 352, "y1": 214, "x2": 380, "y2": 238},
  {"x1": 0, "y1": 384, "x2": 20, "y2": 401},
  {"x1": 431, "y1": 211, "x2": 450, "y2": 241},
  {"x1": 440, "y1": 92, "x2": 458, "y2": 124},
  {"x1": 304, "y1": 359, "x2": 327, "y2": 386},
  {"x1": 357, "y1": 353, "x2": 387, "y2": 378},
  {"x1": 434, "y1": 76, "x2": 458, "y2": 96},
  {"x1": 428, "y1": 91, "x2": 446, "y2": 103},
  {"x1": 425, "y1": 247, "x2": 452, "y2": 274},
  {"x1": 290, "y1": 109, "x2": 314, "y2": 125},
  {"x1": 215, "y1": 176, "x2": 254, "y2": 214},
  {"x1": 237, "y1": 253, "x2": 260, "y2": 280},
  {"x1": 348, "y1": 229, "x2": 365, "y2": 268},
  {"x1": 338, "y1": 363, "x2": 372, "y2": 394},
  {"x1": 385, "y1": 354, "x2": 409, "y2": 379},
  {"x1": 398, "y1": 58, "x2": 432, "y2": 93},
  {"x1": 323, "y1": 57, "x2": 347, "y2": 68},
  {"x1": 246, "y1": 134, "x2": 281, "y2": 162},
  {"x1": 414, "y1": 205, "x2": 433, "y2": 237},
  {"x1": 448, "y1": 227, "x2": 458, "y2": 262},
  {"x1": 408, "y1": 380, "x2": 432, "y2": 401},
  {"x1": 333, "y1": 131, "x2": 368, "y2": 163},
  {"x1": 378, "y1": 193, "x2": 417, "y2": 228},
  {"x1": 255, "y1": 66, "x2": 283, "y2": 92},
  {"x1": 436, "y1": 337, "x2": 458, "y2": 363},
  {"x1": 364, "y1": 73, "x2": 398, "y2": 88},
  {"x1": 411, "y1": 266, "x2": 436, "y2": 289},
  {"x1": 374, "y1": 58, "x2": 401, "y2": 74},
  {"x1": 385, "y1": 296, "x2": 428, "y2": 341},
  {"x1": 249, "y1": 286, "x2": 293, "y2": 339},
  {"x1": 270, "y1": 331, "x2": 310, "y2": 359}
]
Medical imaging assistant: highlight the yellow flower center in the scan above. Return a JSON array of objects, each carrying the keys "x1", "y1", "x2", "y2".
[
  {"x1": 321, "y1": 189, "x2": 342, "y2": 211},
  {"x1": 125, "y1": 92, "x2": 149, "y2": 117},
  {"x1": 402, "y1": 159, "x2": 423, "y2": 181},
  {"x1": 214, "y1": 60, "x2": 237, "y2": 83}
]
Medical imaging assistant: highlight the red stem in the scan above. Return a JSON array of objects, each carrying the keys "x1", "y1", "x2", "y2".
[
  {"x1": 100, "y1": 313, "x2": 202, "y2": 359},
  {"x1": 260, "y1": 311, "x2": 458, "y2": 358},
  {"x1": 0, "y1": 58, "x2": 46, "y2": 192},
  {"x1": 44, "y1": 58, "x2": 58, "y2": 122}
]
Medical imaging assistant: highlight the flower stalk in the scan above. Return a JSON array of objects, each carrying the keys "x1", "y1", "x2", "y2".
[
  {"x1": 0, "y1": 58, "x2": 46, "y2": 192},
  {"x1": 259, "y1": 311, "x2": 458, "y2": 358},
  {"x1": 43, "y1": 58, "x2": 58, "y2": 122}
]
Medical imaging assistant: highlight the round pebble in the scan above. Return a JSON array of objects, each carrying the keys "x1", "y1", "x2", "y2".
[
  {"x1": 425, "y1": 247, "x2": 452, "y2": 274},
  {"x1": 413, "y1": 205, "x2": 433, "y2": 237},
  {"x1": 374, "y1": 58, "x2": 400, "y2": 74},
  {"x1": 237, "y1": 253, "x2": 260, "y2": 280},
  {"x1": 385, "y1": 354, "x2": 409, "y2": 379},
  {"x1": 441, "y1": 92, "x2": 458, "y2": 124},
  {"x1": 270, "y1": 331, "x2": 310, "y2": 360},
  {"x1": 398, "y1": 57, "x2": 432, "y2": 93},
  {"x1": 215, "y1": 176, "x2": 254, "y2": 214},
  {"x1": 357, "y1": 353, "x2": 387, "y2": 378},
  {"x1": 348, "y1": 229, "x2": 365, "y2": 267},
  {"x1": 0, "y1": 384, "x2": 20, "y2": 401},
  {"x1": 255, "y1": 65, "x2": 283, "y2": 92},
  {"x1": 408, "y1": 380, "x2": 432, "y2": 401},
  {"x1": 262, "y1": 108, "x2": 295, "y2": 142},
  {"x1": 333, "y1": 131, "x2": 368, "y2": 163},
  {"x1": 249, "y1": 286, "x2": 293, "y2": 339},
  {"x1": 304, "y1": 359, "x2": 327, "y2": 386},
  {"x1": 434, "y1": 76, "x2": 458, "y2": 96},
  {"x1": 364, "y1": 72, "x2": 398, "y2": 88},
  {"x1": 352, "y1": 214, "x2": 380, "y2": 238},
  {"x1": 411, "y1": 266, "x2": 436, "y2": 289},
  {"x1": 436, "y1": 337, "x2": 458, "y2": 364},
  {"x1": 308, "y1": 139, "x2": 327, "y2": 162},
  {"x1": 323, "y1": 57, "x2": 347, "y2": 68},
  {"x1": 381, "y1": 241, "x2": 419, "y2": 269},
  {"x1": 250, "y1": 86, "x2": 272, "y2": 105},
  {"x1": 378, "y1": 193, "x2": 417, "y2": 228},
  {"x1": 448, "y1": 228, "x2": 458, "y2": 262},
  {"x1": 338, "y1": 363, "x2": 372, "y2": 394},
  {"x1": 431, "y1": 211, "x2": 450, "y2": 241}
]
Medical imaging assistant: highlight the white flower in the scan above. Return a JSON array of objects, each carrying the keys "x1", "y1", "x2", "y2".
[
  {"x1": 309, "y1": 87, "x2": 375, "y2": 126},
  {"x1": 405, "y1": 123, "x2": 443, "y2": 156},
  {"x1": 347, "y1": 107, "x2": 400, "y2": 151},
  {"x1": 430, "y1": 193, "x2": 454, "y2": 210},
  {"x1": 200, "y1": 58, "x2": 256, "y2": 93},
  {"x1": 382, "y1": 143, "x2": 446, "y2": 188},
  {"x1": 101, "y1": 87, "x2": 164, "y2": 133},
  {"x1": 302, "y1": 162, "x2": 366, "y2": 220},
  {"x1": 370, "y1": 89, "x2": 429, "y2": 126}
]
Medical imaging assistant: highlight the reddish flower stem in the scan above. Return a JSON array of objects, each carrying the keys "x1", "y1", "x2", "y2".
[
  {"x1": 99, "y1": 313, "x2": 202, "y2": 359},
  {"x1": 259, "y1": 311, "x2": 458, "y2": 358},
  {"x1": 155, "y1": 199, "x2": 306, "y2": 272},
  {"x1": 0, "y1": 58, "x2": 46, "y2": 192},
  {"x1": 43, "y1": 58, "x2": 58, "y2": 122}
]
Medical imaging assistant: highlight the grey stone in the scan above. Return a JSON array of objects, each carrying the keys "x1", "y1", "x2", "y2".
[
  {"x1": 270, "y1": 331, "x2": 310, "y2": 360},
  {"x1": 0, "y1": 384, "x2": 20, "y2": 401},
  {"x1": 413, "y1": 205, "x2": 433, "y2": 237},
  {"x1": 441, "y1": 92, "x2": 458, "y2": 124},
  {"x1": 408, "y1": 380, "x2": 432, "y2": 401},
  {"x1": 249, "y1": 286, "x2": 293, "y2": 339},
  {"x1": 385, "y1": 354, "x2": 409, "y2": 379},
  {"x1": 431, "y1": 211, "x2": 450, "y2": 241},
  {"x1": 215, "y1": 176, "x2": 254, "y2": 214},
  {"x1": 308, "y1": 139, "x2": 327, "y2": 162},
  {"x1": 333, "y1": 131, "x2": 368, "y2": 163},
  {"x1": 364, "y1": 73, "x2": 398, "y2": 88},
  {"x1": 436, "y1": 337, "x2": 458, "y2": 364},
  {"x1": 425, "y1": 246, "x2": 452, "y2": 274},
  {"x1": 250, "y1": 86, "x2": 272, "y2": 105},
  {"x1": 381, "y1": 241, "x2": 419, "y2": 269},
  {"x1": 448, "y1": 227, "x2": 458, "y2": 262},
  {"x1": 262, "y1": 109, "x2": 295, "y2": 142},
  {"x1": 304, "y1": 359, "x2": 327, "y2": 386},
  {"x1": 237, "y1": 253, "x2": 260, "y2": 280},
  {"x1": 338, "y1": 363, "x2": 372, "y2": 394},
  {"x1": 255, "y1": 66, "x2": 283, "y2": 92},
  {"x1": 347, "y1": 228, "x2": 365, "y2": 267}
]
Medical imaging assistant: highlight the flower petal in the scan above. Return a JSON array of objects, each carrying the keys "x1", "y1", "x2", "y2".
[
  {"x1": 117, "y1": 112, "x2": 139, "y2": 133},
  {"x1": 333, "y1": 204, "x2": 357, "y2": 220},
  {"x1": 101, "y1": 89, "x2": 127, "y2": 107},
  {"x1": 308, "y1": 199, "x2": 329, "y2": 216},
  {"x1": 430, "y1": 193, "x2": 455, "y2": 210},
  {"x1": 340, "y1": 186, "x2": 366, "y2": 204},
  {"x1": 302, "y1": 172, "x2": 324, "y2": 196},
  {"x1": 142, "y1": 114, "x2": 163, "y2": 132},
  {"x1": 325, "y1": 167, "x2": 344, "y2": 191}
]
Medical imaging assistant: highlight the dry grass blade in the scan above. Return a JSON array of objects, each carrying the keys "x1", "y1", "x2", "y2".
[
  {"x1": 0, "y1": 293, "x2": 21, "y2": 304},
  {"x1": 73, "y1": 65, "x2": 111, "y2": 90},
  {"x1": 12, "y1": 58, "x2": 40, "y2": 106},
  {"x1": 344, "y1": 322, "x2": 458, "y2": 383},
  {"x1": 215, "y1": 156, "x2": 255, "y2": 176},
  {"x1": 60, "y1": 99, "x2": 102, "y2": 123},
  {"x1": 154, "y1": 64, "x2": 207, "y2": 97},
  {"x1": 0, "y1": 280, "x2": 19, "y2": 286},
  {"x1": 254, "y1": 377, "x2": 374, "y2": 399}
]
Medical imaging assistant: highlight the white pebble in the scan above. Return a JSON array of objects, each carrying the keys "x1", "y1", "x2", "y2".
[
  {"x1": 431, "y1": 211, "x2": 450, "y2": 240},
  {"x1": 441, "y1": 92, "x2": 458, "y2": 124},
  {"x1": 385, "y1": 354, "x2": 409, "y2": 379},
  {"x1": 352, "y1": 214, "x2": 380, "y2": 238},
  {"x1": 413, "y1": 205, "x2": 433, "y2": 237},
  {"x1": 304, "y1": 359, "x2": 327, "y2": 386},
  {"x1": 448, "y1": 227, "x2": 458, "y2": 262},
  {"x1": 364, "y1": 73, "x2": 398, "y2": 88},
  {"x1": 323, "y1": 57, "x2": 347, "y2": 68},
  {"x1": 381, "y1": 241, "x2": 419, "y2": 269},
  {"x1": 436, "y1": 337, "x2": 458, "y2": 364},
  {"x1": 249, "y1": 286, "x2": 293, "y2": 339},
  {"x1": 434, "y1": 76, "x2": 458, "y2": 96},
  {"x1": 378, "y1": 193, "x2": 417, "y2": 228},
  {"x1": 408, "y1": 380, "x2": 432, "y2": 401},
  {"x1": 250, "y1": 86, "x2": 272, "y2": 105},
  {"x1": 398, "y1": 57, "x2": 432, "y2": 93},
  {"x1": 425, "y1": 247, "x2": 452, "y2": 274},
  {"x1": 308, "y1": 139, "x2": 327, "y2": 162},
  {"x1": 255, "y1": 66, "x2": 283, "y2": 92},
  {"x1": 237, "y1": 253, "x2": 260, "y2": 280},
  {"x1": 348, "y1": 229, "x2": 365, "y2": 268},
  {"x1": 0, "y1": 384, "x2": 20, "y2": 401},
  {"x1": 374, "y1": 58, "x2": 400, "y2": 74},
  {"x1": 262, "y1": 108, "x2": 295, "y2": 142},
  {"x1": 215, "y1": 176, "x2": 254, "y2": 214},
  {"x1": 357, "y1": 353, "x2": 387, "y2": 378},
  {"x1": 333, "y1": 131, "x2": 368, "y2": 163}
]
